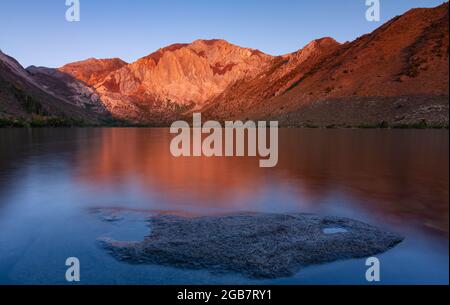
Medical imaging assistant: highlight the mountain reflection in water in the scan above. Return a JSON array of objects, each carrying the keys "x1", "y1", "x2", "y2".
[
  {"x1": 0, "y1": 128, "x2": 448, "y2": 284},
  {"x1": 65, "y1": 128, "x2": 448, "y2": 234}
]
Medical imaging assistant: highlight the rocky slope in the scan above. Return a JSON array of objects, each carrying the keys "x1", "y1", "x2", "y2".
[
  {"x1": 203, "y1": 3, "x2": 449, "y2": 127},
  {"x1": 27, "y1": 66, "x2": 109, "y2": 116},
  {"x1": 201, "y1": 37, "x2": 342, "y2": 119},
  {"x1": 0, "y1": 51, "x2": 109, "y2": 126},
  {"x1": 59, "y1": 58, "x2": 127, "y2": 87}
]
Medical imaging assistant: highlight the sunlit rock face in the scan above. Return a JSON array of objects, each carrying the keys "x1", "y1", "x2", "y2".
[
  {"x1": 59, "y1": 58, "x2": 128, "y2": 87},
  {"x1": 90, "y1": 39, "x2": 273, "y2": 123}
]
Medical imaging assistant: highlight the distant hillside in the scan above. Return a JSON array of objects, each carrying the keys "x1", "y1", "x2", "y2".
[
  {"x1": 203, "y1": 2, "x2": 449, "y2": 127},
  {"x1": 0, "y1": 51, "x2": 111, "y2": 126}
]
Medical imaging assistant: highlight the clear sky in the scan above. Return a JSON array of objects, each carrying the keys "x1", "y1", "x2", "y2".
[{"x1": 0, "y1": 0, "x2": 445, "y2": 68}]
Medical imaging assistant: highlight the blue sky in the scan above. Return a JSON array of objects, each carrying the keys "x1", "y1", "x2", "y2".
[{"x1": 0, "y1": 0, "x2": 445, "y2": 68}]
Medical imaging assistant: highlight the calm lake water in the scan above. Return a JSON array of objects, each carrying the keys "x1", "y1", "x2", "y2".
[{"x1": 0, "y1": 128, "x2": 448, "y2": 284}]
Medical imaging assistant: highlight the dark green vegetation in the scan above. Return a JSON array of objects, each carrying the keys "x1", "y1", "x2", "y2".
[{"x1": 0, "y1": 116, "x2": 88, "y2": 128}]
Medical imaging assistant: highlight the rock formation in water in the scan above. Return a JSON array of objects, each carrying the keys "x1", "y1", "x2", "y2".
[{"x1": 98, "y1": 213, "x2": 404, "y2": 279}]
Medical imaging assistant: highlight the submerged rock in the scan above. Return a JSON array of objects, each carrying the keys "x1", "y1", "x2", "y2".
[{"x1": 98, "y1": 213, "x2": 403, "y2": 279}]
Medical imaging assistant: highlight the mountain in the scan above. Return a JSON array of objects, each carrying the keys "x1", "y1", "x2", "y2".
[
  {"x1": 201, "y1": 37, "x2": 342, "y2": 119},
  {"x1": 92, "y1": 39, "x2": 273, "y2": 124},
  {"x1": 0, "y1": 2, "x2": 448, "y2": 127},
  {"x1": 203, "y1": 2, "x2": 449, "y2": 127},
  {"x1": 0, "y1": 51, "x2": 110, "y2": 126},
  {"x1": 59, "y1": 58, "x2": 128, "y2": 87}
]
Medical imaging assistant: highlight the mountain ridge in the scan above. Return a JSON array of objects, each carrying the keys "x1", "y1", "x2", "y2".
[
  {"x1": 202, "y1": 2, "x2": 449, "y2": 127},
  {"x1": 1, "y1": 2, "x2": 448, "y2": 127},
  {"x1": 0, "y1": 50, "x2": 111, "y2": 126}
]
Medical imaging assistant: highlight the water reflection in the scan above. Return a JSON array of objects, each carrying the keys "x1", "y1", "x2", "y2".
[
  {"x1": 0, "y1": 128, "x2": 448, "y2": 284},
  {"x1": 65, "y1": 128, "x2": 448, "y2": 234},
  {"x1": 0, "y1": 128, "x2": 448, "y2": 233}
]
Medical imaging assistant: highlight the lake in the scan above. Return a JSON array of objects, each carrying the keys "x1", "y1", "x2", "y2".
[{"x1": 0, "y1": 128, "x2": 448, "y2": 284}]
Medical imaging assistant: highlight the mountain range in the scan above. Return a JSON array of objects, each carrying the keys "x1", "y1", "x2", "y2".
[{"x1": 0, "y1": 2, "x2": 448, "y2": 127}]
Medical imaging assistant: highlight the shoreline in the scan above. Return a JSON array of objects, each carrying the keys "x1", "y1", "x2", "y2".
[{"x1": 1, "y1": 119, "x2": 448, "y2": 129}]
